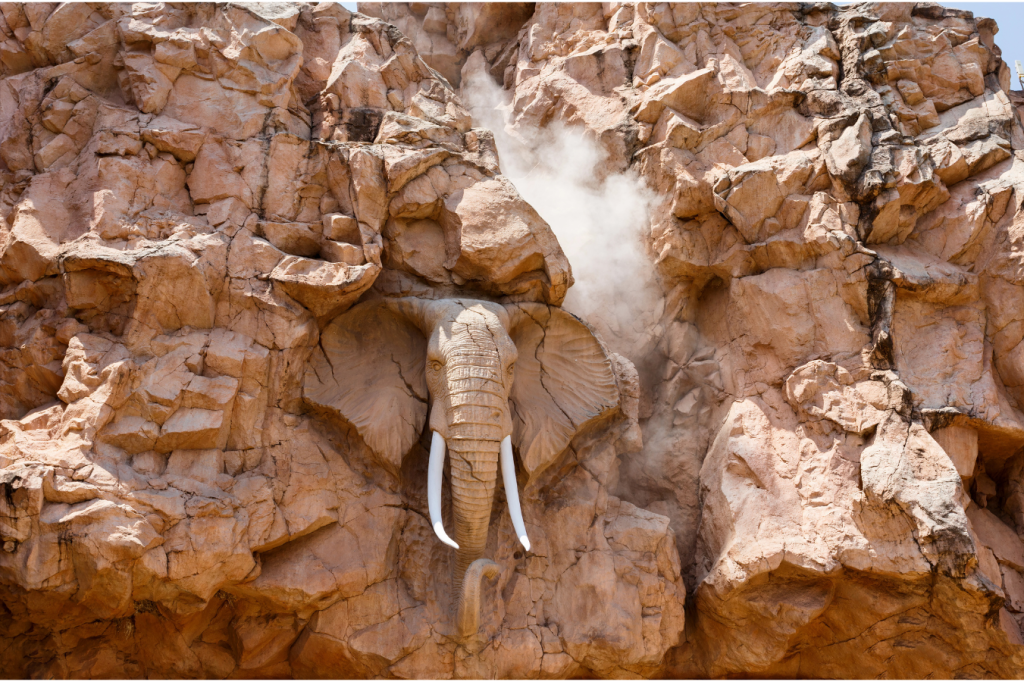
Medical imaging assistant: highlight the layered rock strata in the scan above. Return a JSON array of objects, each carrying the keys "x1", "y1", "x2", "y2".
[{"x1": 0, "y1": 1, "x2": 1023, "y2": 678}]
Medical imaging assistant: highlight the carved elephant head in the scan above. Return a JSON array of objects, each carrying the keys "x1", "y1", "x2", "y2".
[{"x1": 303, "y1": 297, "x2": 619, "y2": 636}]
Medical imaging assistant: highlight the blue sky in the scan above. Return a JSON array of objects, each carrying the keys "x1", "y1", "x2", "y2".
[
  {"x1": 940, "y1": 2, "x2": 1024, "y2": 87},
  {"x1": 340, "y1": 1, "x2": 1024, "y2": 92}
]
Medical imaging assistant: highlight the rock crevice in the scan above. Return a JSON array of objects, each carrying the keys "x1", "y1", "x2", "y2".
[{"x1": 2, "y1": 1, "x2": 1024, "y2": 678}]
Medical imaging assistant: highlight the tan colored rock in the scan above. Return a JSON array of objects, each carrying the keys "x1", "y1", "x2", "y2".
[
  {"x1": 204, "y1": 329, "x2": 255, "y2": 378},
  {"x1": 187, "y1": 137, "x2": 255, "y2": 208},
  {"x1": 932, "y1": 424, "x2": 979, "y2": 480},
  {"x1": 234, "y1": 501, "x2": 402, "y2": 614},
  {"x1": 122, "y1": 53, "x2": 173, "y2": 114},
  {"x1": 320, "y1": 240, "x2": 365, "y2": 266},
  {"x1": 262, "y1": 221, "x2": 322, "y2": 258},
  {"x1": 98, "y1": 415, "x2": 159, "y2": 453},
  {"x1": 5, "y1": 1, "x2": 1024, "y2": 678},
  {"x1": 141, "y1": 116, "x2": 205, "y2": 162},
  {"x1": 270, "y1": 256, "x2": 380, "y2": 320},
  {"x1": 156, "y1": 408, "x2": 224, "y2": 452},
  {"x1": 969, "y1": 505, "x2": 1024, "y2": 570},
  {"x1": 321, "y1": 213, "x2": 361, "y2": 243},
  {"x1": 0, "y1": 168, "x2": 76, "y2": 284},
  {"x1": 440, "y1": 176, "x2": 572, "y2": 304},
  {"x1": 635, "y1": 68, "x2": 715, "y2": 125},
  {"x1": 182, "y1": 375, "x2": 238, "y2": 411}
]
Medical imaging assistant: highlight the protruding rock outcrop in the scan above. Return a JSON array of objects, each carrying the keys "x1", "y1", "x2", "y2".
[
  {"x1": 4, "y1": 1, "x2": 1024, "y2": 678},
  {"x1": 0, "y1": 2, "x2": 675, "y2": 678}
]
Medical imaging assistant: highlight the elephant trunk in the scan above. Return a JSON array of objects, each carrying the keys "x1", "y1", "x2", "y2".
[
  {"x1": 448, "y1": 411, "x2": 501, "y2": 597},
  {"x1": 444, "y1": 360, "x2": 506, "y2": 638},
  {"x1": 457, "y1": 558, "x2": 500, "y2": 643}
]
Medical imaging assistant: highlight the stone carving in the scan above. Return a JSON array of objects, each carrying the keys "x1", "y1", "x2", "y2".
[
  {"x1": 3, "y1": 0, "x2": 1024, "y2": 678},
  {"x1": 432, "y1": 1, "x2": 1024, "y2": 677},
  {"x1": 304, "y1": 296, "x2": 620, "y2": 641}
]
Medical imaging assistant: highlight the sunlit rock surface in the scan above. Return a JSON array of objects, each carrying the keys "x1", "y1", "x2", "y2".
[{"x1": 1, "y1": 1, "x2": 1024, "y2": 678}]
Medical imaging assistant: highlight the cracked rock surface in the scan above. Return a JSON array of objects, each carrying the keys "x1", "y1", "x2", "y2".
[{"x1": 2, "y1": 0, "x2": 1024, "y2": 678}]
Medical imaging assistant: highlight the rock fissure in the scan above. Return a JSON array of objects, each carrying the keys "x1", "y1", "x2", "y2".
[{"x1": 0, "y1": 0, "x2": 1023, "y2": 678}]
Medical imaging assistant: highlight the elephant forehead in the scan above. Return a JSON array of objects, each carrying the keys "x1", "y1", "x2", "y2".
[
  {"x1": 451, "y1": 302, "x2": 504, "y2": 326},
  {"x1": 435, "y1": 323, "x2": 503, "y2": 351},
  {"x1": 428, "y1": 300, "x2": 516, "y2": 358},
  {"x1": 438, "y1": 315, "x2": 513, "y2": 348}
]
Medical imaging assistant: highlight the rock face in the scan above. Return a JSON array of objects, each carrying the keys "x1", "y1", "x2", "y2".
[{"x1": 1, "y1": 1, "x2": 1024, "y2": 678}]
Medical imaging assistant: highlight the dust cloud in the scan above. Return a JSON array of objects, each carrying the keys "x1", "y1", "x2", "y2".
[
  {"x1": 460, "y1": 66, "x2": 664, "y2": 357},
  {"x1": 461, "y1": 64, "x2": 716, "y2": 586}
]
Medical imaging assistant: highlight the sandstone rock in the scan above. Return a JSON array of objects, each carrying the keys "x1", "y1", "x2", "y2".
[
  {"x1": 453, "y1": 0, "x2": 1024, "y2": 676},
  {"x1": 321, "y1": 212, "x2": 360, "y2": 243},
  {"x1": 4, "y1": 1, "x2": 1024, "y2": 679},
  {"x1": 269, "y1": 256, "x2": 380, "y2": 320},
  {"x1": 156, "y1": 408, "x2": 224, "y2": 452},
  {"x1": 141, "y1": 116, "x2": 205, "y2": 162},
  {"x1": 320, "y1": 239, "x2": 365, "y2": 266},
  {"x1": 98, "y1": 415, "x2": 159, "y2": 454},
  {"x1": 262, "y1": 221, "x2": 322, "y2": 258},
  {"x1": 969, "y1": 505, "x2": 1024, "y2": 570},
  {"x1": 932, "y1": 424, "x2": 979, "y2": 480}
]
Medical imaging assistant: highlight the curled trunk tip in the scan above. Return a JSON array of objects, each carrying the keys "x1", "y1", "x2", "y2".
[{"x1": 456, "y1": 558, "x2": 500, "y2": 644}]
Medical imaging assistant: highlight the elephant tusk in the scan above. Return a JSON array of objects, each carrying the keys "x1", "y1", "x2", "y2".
[
  {"x1": 428, "y1": 431, "x2": 459, "y2": 549},
  {"x1": 500, "y1": 435, "x2": 531, "y2": 552}
]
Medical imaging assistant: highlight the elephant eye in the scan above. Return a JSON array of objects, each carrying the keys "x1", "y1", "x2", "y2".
[
  {"x1": 430, "y1": 360, "x2": 443, "y2": 372},
  {"x1": 507, "y1": 363, "x2": 515, "y2": 375}
]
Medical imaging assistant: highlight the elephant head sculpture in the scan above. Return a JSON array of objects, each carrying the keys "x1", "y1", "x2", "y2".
[{"x1": 304, "y1": 296, "x2": 620, "y2": 638}]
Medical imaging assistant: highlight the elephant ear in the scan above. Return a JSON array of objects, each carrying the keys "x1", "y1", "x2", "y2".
[
  {"x1": 506, "y1": 302, "x2": 620, "y2": 480},
  {"x1": 303, "y1": 299, "x2": 428, "y2": 474}
]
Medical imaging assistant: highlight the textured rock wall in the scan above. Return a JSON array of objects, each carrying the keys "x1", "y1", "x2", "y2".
[{"x1": 1, "y1": 1, "x2": 1024, "y2": 678}]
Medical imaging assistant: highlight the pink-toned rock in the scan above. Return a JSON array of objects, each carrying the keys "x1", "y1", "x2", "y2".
[
  {"x1": 440, "y1": 176, "x2": 571, "y2": 304},
  {"x1": 262, "y1": 221, "x2": 322, "y2": 258},
  {"x1": 320, "y1": 240, "x2": 365, "y2": 266},
  {"x1": 932, "y1": 425, "x2": 979, "y2": 480},
  {"x1": 98, "y1": 415, "x2": 159, "y2": 453},
  {"x1": 141, "y1": 116, "x2": 205, "y2": 162},
  {"x1": 321, "y1": 213, "x2": 361, "y2": 243},
  {"x1": 269, "y1": 256, "x2": 380, "y2": 320},
  {"x1": 3, "y1": 1, "x2": 1024, "y2": 679},
  {"x1": 969, "y1": 505, "x2": 1024, "y2": 570},
  {"x1": 156, "y1": 408, "x2": 224, "y2": 452}
]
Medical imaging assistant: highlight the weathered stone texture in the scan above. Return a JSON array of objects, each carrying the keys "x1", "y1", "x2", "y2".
[{"x1": 1, "y1": 1, "x2": 1024, "y2": 678}]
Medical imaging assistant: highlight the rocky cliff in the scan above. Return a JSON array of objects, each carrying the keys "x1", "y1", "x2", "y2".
[{"x1": 1, "y1": 1, "x2": 1024, "y2": 678}]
